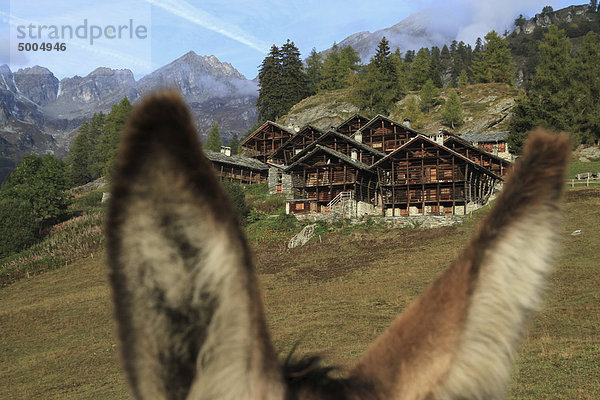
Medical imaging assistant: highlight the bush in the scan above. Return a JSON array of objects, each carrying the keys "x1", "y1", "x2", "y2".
[
  {"x1": 222, "y1": 181, "x2": 248, "y2": 219},
  {"x1": 0, "y1": 198, "x2": 37, "y2": 258},
  {"x1": 72, "y1": 190, "x2": 104, "y2": 210}
]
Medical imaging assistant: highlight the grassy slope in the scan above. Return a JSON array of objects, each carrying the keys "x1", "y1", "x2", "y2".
[{"x1": 1, "y1": 188, "x2": 599, "y2": 399}]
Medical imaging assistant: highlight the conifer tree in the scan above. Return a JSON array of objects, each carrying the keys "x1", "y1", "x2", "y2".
[
  {"x1": 404, "y1": 50, "x2": 415, "y2": 63},
  {"x1": 257, "y1": 45, "x2": 284, "y2": 122},
  {"x1": 320, "y1": 44, "x2": 342, "y2": 91},
  {"x1": 280, "y1": 40, "x2": 308, "y2": 110},
  {"x1": 428, "y1": 46, "x2": 443, "y2": 88},
  {"x1": 409, "y1": 48, "x2": 431, "y2": 90},
  {"x1": 99, "y1": 97, "x2": 133, "y2": 178},
  {"x1": 353, "y1": 37, "x2": 401, "y2": 114},
  {"x1": 508, "y1": 26, "x2": 574, "y2": 151},
  {"x1": 402, "y1": 95, "x2": 423, "y2": 129},
  {"x1": 470, "y1": 31, "x2": 514, "y2": 84},
  {"x1": 572, "y1": 31, "x2": 600, "y2": 143},
  {"x1": 338, "y1": 45, "x2": 361, "y2": 84},
  {"x1": 206, "y1": 122, "x2": 222, "y2": 152},
  {"x1": 419, "y1": 79, "x2": 440, "y2": 112},
  {"x1": 391, "y1": 48, "x2": 407, "y2": 93},
  {"x1": 305, "y1": 48, "x2": 323, "y2": 95},
  {"x1": 440, "y1": 44, "x2": 451, "y2": 86},
  {"x1": 441, "y1": 90, "x2": 463, "y2": 129},
  {"x1": 228, "y1": 134, "x2": 240, "y2": 155},
  {"x1": 457, "y1": 69, "x2": 469, "y2": 87}
]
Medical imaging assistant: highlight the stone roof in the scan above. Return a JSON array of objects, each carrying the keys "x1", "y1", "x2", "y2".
[
  {"x1": 205, "y1": 151, "x2": 268, "y2": 171},
  {"x1": 459, "y1": 132, "x2": 509, "y2": 143}
]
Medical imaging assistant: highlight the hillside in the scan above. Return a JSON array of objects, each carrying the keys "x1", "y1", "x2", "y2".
[
  {"x1": 0, "y1": 187, "x2": 598, "y2": 399},
  {"x1": 278, "y1": 83, "x2": 520, "y2": 136}
]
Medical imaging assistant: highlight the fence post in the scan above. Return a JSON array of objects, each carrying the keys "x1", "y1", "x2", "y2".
[
  {"x1": 587, "y1": 176, "x2": 590, "y2": 187},
  {"x1": 572, "y1": 179, "x2": 574, "y2": 188}
]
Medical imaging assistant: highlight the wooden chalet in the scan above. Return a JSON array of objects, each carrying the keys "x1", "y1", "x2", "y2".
[
  {"x1": 240, "y1": 121, "x2": 295, "y2": 162},
  {"x1": 353, "y1": 115, "x2": 420, "y2": 153},
  {"x1": 205, "y1": 150, "x2": 268, "y2": 184},
  {"x1": 444, "y1": 134, "x2": 511, "y2": 177},
  {"x1": 289, "y1": 129, "x2": 386, "y2": 167},
  {"x1": 336, "y1": 114, "x2": 370, "y2": 136},
  {"x1": 268, "y1": 125, "x2": 324, "y2": 165},
  {"x1": 372, "y1": 135, "x2": 502, "y2": 216},
  {"x1": 459, "y1": 132, "x2": 511, "y2": 160},
  {"x1": 284, "y1": 144, "x2": 377, "y2": 214}
]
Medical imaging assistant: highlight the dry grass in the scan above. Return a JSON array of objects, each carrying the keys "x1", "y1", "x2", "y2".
[{"x1": 0, "y1": 188, "x2": 598, "y2": 399}]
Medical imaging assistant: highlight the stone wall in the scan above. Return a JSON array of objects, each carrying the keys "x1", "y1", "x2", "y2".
[
  {"x1": 295, "y1": 212, "x2": 466, "y2": 229},
  {"x1": 268, "y1": 167, "x2": 293, "y2": 195}
]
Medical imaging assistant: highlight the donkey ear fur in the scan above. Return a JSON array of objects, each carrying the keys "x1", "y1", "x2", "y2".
[
  {"x1": 352, "y1": 130, "x2": 570, "y2": 400},
  {"x1": 106, "y1": 91, "x2": 284, "y2": 400}
]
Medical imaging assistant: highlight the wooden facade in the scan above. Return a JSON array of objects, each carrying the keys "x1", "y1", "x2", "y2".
[
  {"x1": 336, "y1": 114, "x2": 370, "y2": 136},
  {"x1": 372, "y1": 136, "x2": 502, "y2": 216},
  {"x1": 354, "y1": 115, "x2": 418, "y2": 153},
  {"x1": 269, "y1": 125, "x2": 323, "y2": 165},
  {"x1": 285, "y1": 145, "x2": 377, "y2": 214},
  {"x1": 240, "y1": 121, "x2": 295, "y2": 162},
  {"x1": 205, "y1": 151, "x2": 268, "y2": 184},
  {"x1": 444, "y1": 135, "x2": 511, "y2": 177}
]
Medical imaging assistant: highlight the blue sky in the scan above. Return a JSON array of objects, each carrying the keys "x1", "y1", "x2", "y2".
[{"x1": 1, "y1": 0, "x2": 582, "y2": 80}]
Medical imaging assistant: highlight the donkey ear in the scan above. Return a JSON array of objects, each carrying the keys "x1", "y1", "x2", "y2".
[
  {"x1": 352, "y1": 130, "x2": 570, "y2": 400},
  {"x1": 106, "y1": 91, "x2": 284, "y2": 400}
]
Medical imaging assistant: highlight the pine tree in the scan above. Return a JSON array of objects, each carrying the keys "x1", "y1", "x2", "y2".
[
  {"x1": 474, "y1": 37, "x2": 484, "y2": 53},
  {"x1": 305, "y1": 48, "x2": 323, "y2": 95},
  {"x1": 67, "y1": 121, "x2": 93, "y2": 186},
  {"x1": 419, "y1": 79, "x2": 440, "y2": 112},
  {"x1": 257, "y1": 45, "x2": 284, "y2": 122},
  {"x1": 320, "y1": 44, "x2": 342, "y2": 91},
  {"x1": 429, "y1": 46, "x2": 443, "y2": 87},
  {"x1": 457, "y1": 69, "x2": 469, "y2": 87},
  {"x1": 409, "y1": 48, "x2": 431, "y2": 90},
  {"x1": 402, "y1": 95, "x2": 423, "y2": 129},
  {"x1": 391, "y1": 48, "x2": 407, "y2": 93},
  {"x1": 318, "y1": 44, "x2": 359, "y2": 91},
  {"x1": 530, "y1": 25, "x2": 573, "y2": 131},
  {"x1": 67, "y1": 112, "x2": 106, "y2": 185},
  {"x1": 338, "y1": 45, "x2": 361, "y2": 85},
  {"x1": 353, "y1": 37, "x2": 401, "y2": 114},
  {"x1": 508, "y1": 26, "x2": 574, "y2": 151},
  {"x1": 280, "y1": 40, "x2": 308, "y2": 111},
  {"x1": 442, "y1": 90, "x2": 463, "y2": 129},
  {"x1": 572, "y1": 31, "x2": 600, "y2": 143},
  {"x1": 99, "y1": 98, "x2": 133, "y2": 178},
  {"x1": 470, "y1": 31, "x2": 514, "y2": 84},
  {"x1": 228, "y1": 134, "x2": 240, "y2": 155},
  {"x1": 404, "y1": 50, "x2": 415, "y2": 64},
  {"x1": 440, "y1": 44, "x2": 451, "y2": 86},
  {"x1": 206, "y1": 122, "x2": 222, "y2": 152}
]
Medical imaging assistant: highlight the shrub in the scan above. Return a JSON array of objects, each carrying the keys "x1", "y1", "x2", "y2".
[{"x1": 0, "y1": 198, "x2": 37, "y2": 258}]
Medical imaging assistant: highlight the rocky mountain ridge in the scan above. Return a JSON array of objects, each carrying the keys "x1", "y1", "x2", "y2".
[{"x1": 0, "y1": 52, "x2": 259, "y2": 182}]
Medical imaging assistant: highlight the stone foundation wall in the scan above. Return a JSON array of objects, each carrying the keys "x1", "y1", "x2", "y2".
[{"x1": 294, "y1": 212, "x2": 466, "y2": 228}]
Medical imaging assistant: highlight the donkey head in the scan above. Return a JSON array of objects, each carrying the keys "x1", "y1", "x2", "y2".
[{"x1": 107, "y1": 91, "x2": 569, "y2": 400}]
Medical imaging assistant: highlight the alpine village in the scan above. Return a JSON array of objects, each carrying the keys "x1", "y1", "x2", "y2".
[{"x1": 1, "y1": 4, "x2": 600, "y2": 399}]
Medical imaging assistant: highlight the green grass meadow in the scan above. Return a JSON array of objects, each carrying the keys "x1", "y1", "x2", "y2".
[{"x1": 0, "y1": 187, "x2": 598, "y2": 399}]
